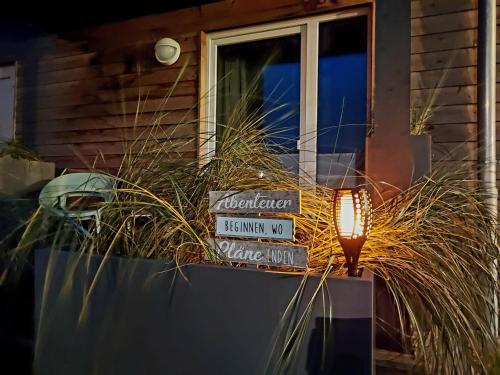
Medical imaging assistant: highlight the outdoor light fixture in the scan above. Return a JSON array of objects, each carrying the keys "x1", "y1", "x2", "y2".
[
  {"x1": 332, "y1": 188, "x2": 373, "y2": 277},
  {"x1": 154, "y1": 38, "x2": 181, "y2": 65}
]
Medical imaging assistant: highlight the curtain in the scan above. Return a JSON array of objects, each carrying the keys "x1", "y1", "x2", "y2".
[{"x1": 217, "y1": 58, "x2": 249, "y2": 139}]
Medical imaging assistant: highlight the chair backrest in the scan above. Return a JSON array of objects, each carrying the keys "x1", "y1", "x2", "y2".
[{"x1": 39, "y1": 173, "x2": 115, "y2": 218}]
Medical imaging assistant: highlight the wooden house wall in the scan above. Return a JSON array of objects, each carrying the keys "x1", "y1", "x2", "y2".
[
  {"x1": 411, "y1": 0, "x2": 479, "y2": 179},
  {"x1": 1, "y1": 0, "x2": 489, "y2": 178},
  {"x1": 3, "y1": 0, "x2": 370, "y2": 172},
  {"x1": 8, "y1": 30, "x2": 201, "y2": 171}
]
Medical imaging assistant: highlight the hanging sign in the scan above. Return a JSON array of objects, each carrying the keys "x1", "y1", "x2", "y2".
[
  {"x1": 209, "y1": 190, "x2": 301, "y2": 214},
  {"x1": 208, "y1": 238, "x2": 307, "y2": 269},
  {"x1": 208, "y1": 189, "x2": 307, "y2": 269},
  {"x1": 215, "y1": 215, "x2": 294, "y2": 241}
]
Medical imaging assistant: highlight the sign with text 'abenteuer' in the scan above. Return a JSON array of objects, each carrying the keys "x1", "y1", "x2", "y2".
[
  {"x1": 209, "y1": 190, "x2": 301, "y2": 214},
  {"x1": 208, "y1": 189, "x2": 307, "y2": 269},
  {"x1": 208, "y1": 239, "x2": 307, "y2": 269},
  {"x1": 215, "y1": 215, "x2": 294, "y2": 241}
]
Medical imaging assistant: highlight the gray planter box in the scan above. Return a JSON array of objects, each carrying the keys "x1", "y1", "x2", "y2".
[
  {"x1": 0, "y1": 155, "x2": 54, "y2": 196},
  {"x1": 35, "y1": 249, "x2": 374, "y2": 375}
]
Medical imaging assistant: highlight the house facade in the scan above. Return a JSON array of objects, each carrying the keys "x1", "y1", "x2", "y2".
[
  {"x1": 0, "y1": 0, "x2": 489, "y2": 198},
  {"x1": 0, "y1": 1, "x2": 497, "y2": 372}
]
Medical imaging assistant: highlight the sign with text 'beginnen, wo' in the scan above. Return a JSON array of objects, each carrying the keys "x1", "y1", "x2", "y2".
[
  {"x1": 215, "y1": 215, "x2": 294, "y2": 241},
  {"x1": 208, "y1": 190, "x2": 307, "y2": 269},
  {"x1": 209, "y1": 190, "x2": 301, "y2": 214}
]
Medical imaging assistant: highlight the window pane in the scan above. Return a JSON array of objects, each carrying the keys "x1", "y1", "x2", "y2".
[
  {"x1": 317, "y1": 17, "x2": 368, "y2": 187},
  {"x1": 216, "y1": 35, "x2": 301, "y2": 173}
]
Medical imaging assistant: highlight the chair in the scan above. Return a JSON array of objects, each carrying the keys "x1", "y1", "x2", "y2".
[{"x1": 39, "y1": 172, "x2": 115, "y2": 236}]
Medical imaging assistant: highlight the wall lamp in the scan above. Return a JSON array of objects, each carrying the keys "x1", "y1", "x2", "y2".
[
  {"x1": 332, "y1": 188, "x2": 373, "y2": 277},
  {"x1": 154, "y1": 38, "x2": 181, "y2": 65}
]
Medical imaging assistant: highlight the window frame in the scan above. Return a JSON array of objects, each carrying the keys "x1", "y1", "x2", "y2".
[{"x1": 201, "y1": 8, "x2": 372, "y2": 184}]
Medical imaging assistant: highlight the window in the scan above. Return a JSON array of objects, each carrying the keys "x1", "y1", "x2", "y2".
[
  {"x1": 0, "y1": 64, "x2": 16, "y2": 142},
  {"x1": 203, "y1": 9, "x2": 370, "y2": 187}
]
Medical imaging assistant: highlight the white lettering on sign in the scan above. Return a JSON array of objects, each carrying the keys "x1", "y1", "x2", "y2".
[
  {"x1": 209, "y1": 191, "x2": 301, "y2": 214},
  {"x1": 207, "y1": 239, "x2": 308, "y2": 268},
  {"x1": 216, "y1": 216, "x2": 294, "y2": 241},
  {"x1": 216, "y1": 193, "x2": 291, "y2": 211}
]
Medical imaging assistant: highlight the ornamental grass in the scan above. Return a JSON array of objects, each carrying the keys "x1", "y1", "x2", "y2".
[{"x1": 2, "y1": 73, "x2": 499, "y2": 374}]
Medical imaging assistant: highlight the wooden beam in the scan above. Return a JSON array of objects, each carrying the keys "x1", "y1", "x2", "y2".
[
  {"x1": 411, "y1": 67, "x2": 477, "y2": 89},
  {"x1": 411, "y1": 47, "x2": 477, "y2": 72},
  {"x1": 411, "y1": 9, "x2": 477, "y2": 36},
  {"x1": 30, "y1": 123, "x2": 197, "y2": 145},
  {"x1": 426, "y1": 104, "x2": 477, "y2": 124},
  {"x1": 17, "y1": 111, "x2": 197, "y2": 134},
  {"x1": 411, "y1": 29, "x2": 477, "y2": 54},
  {"x1": 18, "y1": 81, "x2": 197, "y2": 110},
  {"x1": 81, "y1": 0, "x2": 372, "y2": 50},
  {"x1": 411, "y1": 0, "x2": 478, "y2": 19},
  {"x1": 17, "y1": 96, "x2": 197, "y2": 122},
  {"x1": 412, "y1": 85, "x2": 477, "y2": 106}
]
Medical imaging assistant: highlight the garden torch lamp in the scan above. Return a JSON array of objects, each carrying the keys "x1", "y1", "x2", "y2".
[{"x1": 332, "y1": 188, "x2": 373, "y2": 277}]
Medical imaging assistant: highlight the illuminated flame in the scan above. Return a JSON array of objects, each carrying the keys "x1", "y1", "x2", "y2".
[
  {"x1": 338, "y1": 193, "x2": 355, "y2": 237},
  {"x1": 335, "y1": 189, "x2": 371, "y2": 240}
]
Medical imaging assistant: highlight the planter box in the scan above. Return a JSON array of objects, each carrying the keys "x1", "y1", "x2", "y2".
[
  {"x1": 35, "y1": 249, "x2": 374, "y2": 375},
  {"x1": 0, "y1": 155, "x2": 55, "y2": 196}
]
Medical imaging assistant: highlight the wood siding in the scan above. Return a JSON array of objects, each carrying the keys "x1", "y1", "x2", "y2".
[
  {"x1": 2, "y1": 0, "x2": 370, "y2": 172},
  {"x1": 411, "y1": 0, "x2": 479, "y2": 178},
  {"x1": 8, "y1": 33, "x2": 200, "y2": 170},
  {"x1": 1, "y1": 0, "x2": 488, "y2": 177}
]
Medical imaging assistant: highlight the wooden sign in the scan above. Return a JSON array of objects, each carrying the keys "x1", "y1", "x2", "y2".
[
  {"x1": 208, "y1": 238, "x2": 307, "y2": 269},
  {"x1": 216, "y1": 215, "x2": 294, "y2": 240},
  {"x1": 209, "y1": 190, "x2": 301, "y2": 214}
]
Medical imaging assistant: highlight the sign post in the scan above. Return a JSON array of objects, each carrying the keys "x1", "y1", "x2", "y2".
[{"x1": 208, "y1": 190, "x2": 307, "y2": 269}]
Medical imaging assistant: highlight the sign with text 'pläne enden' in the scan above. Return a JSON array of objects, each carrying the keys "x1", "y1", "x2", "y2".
[
  {"x1": 208, "y1": 238, "x2": 307, "y2": 269},
  {"x1": 208, "y1": 190, "x2": 307, "y2": 269}
]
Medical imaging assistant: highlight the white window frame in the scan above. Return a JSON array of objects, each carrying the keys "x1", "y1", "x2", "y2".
[
  {"x1": 0, "y1": 63, "x2": 17, "y2": 141},
  {"x1": 201, "y1": 8, "x2": 370, "y2": 184}
]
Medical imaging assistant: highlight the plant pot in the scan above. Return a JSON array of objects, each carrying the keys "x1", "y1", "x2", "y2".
[
  {"x1": 409, "y1": 134, "x2": 432, "y2": 183},
  {"x1": 34, "y1": 249, "x2": 374, "y2": 375},
  {"x1": 0, "y1": 155, "x2": 55, "y2": 196}
]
